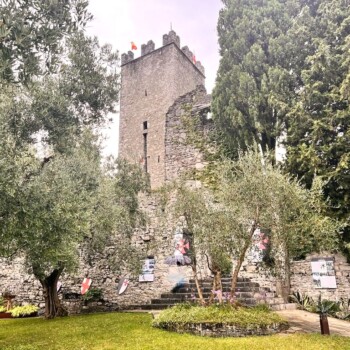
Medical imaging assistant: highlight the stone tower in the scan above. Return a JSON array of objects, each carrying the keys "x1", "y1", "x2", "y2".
[{"x1": 119, "y1": 30, "x2": 205, "y2": 188}]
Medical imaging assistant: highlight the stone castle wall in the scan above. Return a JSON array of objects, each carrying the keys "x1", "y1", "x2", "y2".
[
  {"x1": 165, "y1": 85, "x2": 212, "y2": 182},
  {"x1": 0, "y1": 191, "x2": 210, "y2": 313},
  {"x1": 290, "y1": 253, "x2": 350, "y2": 300},
  {"x1": 2, "y1": 209, "x2": 350, "y2": 310}
]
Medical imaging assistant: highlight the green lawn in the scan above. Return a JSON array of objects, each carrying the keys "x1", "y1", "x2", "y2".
[{"x1": 0, "y1": 312, "x2": 349, "y2": 350}]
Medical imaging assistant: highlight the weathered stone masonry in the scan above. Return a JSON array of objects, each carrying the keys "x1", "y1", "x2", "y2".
[{"x1": 291, "y1": 253, "x2": 350, "y2": 300}]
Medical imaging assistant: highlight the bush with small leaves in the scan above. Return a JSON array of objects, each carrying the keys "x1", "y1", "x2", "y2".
[
  {"x1": 10, "y1": 305, "x2": 39, "y2": 318},
  {"x1": 336, "y1": 298, "x2": 350, "y2": 320},
  {"x1": 289, "y1": 291, "x2": 314, "y2": 311},
  {"x1": 82, "y1": 288, "x2": 103, "y2": 303},
  {"x1": 315, "y1": 295, "x2": 340, "y2": 317},
  {"x1": 153, "y1": 304, "x2": 286, "y2": 328}
]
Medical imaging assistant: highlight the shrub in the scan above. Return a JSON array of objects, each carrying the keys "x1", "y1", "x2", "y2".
[
  {"x1": 2, "y1": 291, "x2": 15, "y2": 299},
  {"x1": 0, "y1": 306, "x2": 6, "y2": 312},
  {"x1": 82, "y1": 288, "x2": 103, "y2": 302},
  {"x1": 336, "y1": 297, "x2": 350, "y2": 320},
  {"x1": 289, "y1": 292, "x2": 349, "y2": 321},
  {"x1": 250, "y1": 303, "x2": 271, "y2": 312},
  {"x1": 289, "y1": 291, "x2": 314, "y2": 311},
  {"x1": 315, "y1": 295, "x2": 340, "y2": 316},
  {"x1": 10, "y1": 305, "x2": 39, "y2": 318},
  {"x1": 153, "y1": 304, "x2": 286, "y2": 329}
]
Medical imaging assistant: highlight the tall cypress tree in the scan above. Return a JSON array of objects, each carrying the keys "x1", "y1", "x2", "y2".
[
  {"x1": 213, "y1": 0, "x2": 350, "y2": 254},
  {"x1": 212, "y1": 0, "x2": 301, "y2": 156},
  {"x1": 285, "y1": 1, "x2": 350, "y2": 246}
]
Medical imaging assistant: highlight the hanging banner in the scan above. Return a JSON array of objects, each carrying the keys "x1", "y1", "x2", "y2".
[
  {"x1": 311, "y1": 258, "x2": 337, "y2": 289},
  {"x1": 248, "y1": 228, "x2": 269, "y2": 262},
  {"x1": 165, "y1": 228, "x2": 192, "y2": 266},
  {"x1": 117, "y1": 277, "x2": 129, "y2": 295},
  {"x1": 139, "y1": 258, "x2": 155, "y2": 282},
  {"x1": 81, "y1": 278, "x2": 92, "y2": 295}
]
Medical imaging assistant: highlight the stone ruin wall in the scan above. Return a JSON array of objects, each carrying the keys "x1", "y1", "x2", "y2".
[
  {"x1": 163, "y1": 87, "x2": 350, "y2": 300},
  {"x1": 0, "y1": 194, "x2": 194, "y2": 313},
  {"x1": 290, "y1": 252, "x2": 350, "y2": 300},
  {"x1": 165, "y1": 85, "x2": 212, "y2": 183}
]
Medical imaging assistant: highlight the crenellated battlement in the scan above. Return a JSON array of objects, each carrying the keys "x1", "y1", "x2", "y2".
[
  {"x1": 195, "y1": 61, "x2": 205, "y2": 75},
  {"x1": 121, "y1": 51, "x2": 134, "y2": 65},
  {"x1": 162, "y1": 30, "x2": 180, "y2": 47},
  {"x1": 141, "y1": 40, "x2": 155, "y2": 56},
  {"x1": 121, "y1": 30, "x2": 205, "y2": 76}
]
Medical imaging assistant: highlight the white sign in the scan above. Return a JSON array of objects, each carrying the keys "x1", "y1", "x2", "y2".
[
  {"x1": 139, "y1": 258, "x2": 155, "y2": 282},
  {"x1": 311, "y1": 258, "x2": 337, "y2": 289}
]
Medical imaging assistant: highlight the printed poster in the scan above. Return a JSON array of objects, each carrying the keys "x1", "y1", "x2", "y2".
[
  {"x1": 311, "y1": 258, "x2": 337, "y2": 289},
  {"x1": 139, "y1": 258, "x2": 155, "y2": 282},
  {"x1": 165, "y1": 228, "x2": 192, "y2": 266}
]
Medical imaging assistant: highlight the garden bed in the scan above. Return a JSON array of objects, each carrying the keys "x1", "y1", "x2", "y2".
[
  {"x1": 0, "y1": 305, "x2": 39, "y2": 319},
  {"x1": 152, "y1": 304, "x2": 289, "y2": 337},
  {"x1": 0, "y1": 311, "x2": 38, "y2": 319},
  {"x1": 0, "y1": 312, "x2": 13, "y2": 319}
]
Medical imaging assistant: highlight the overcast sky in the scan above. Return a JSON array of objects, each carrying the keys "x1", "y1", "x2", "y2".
[{"x1": 86, "y1": 0, "x2": 223, "y2": 157}]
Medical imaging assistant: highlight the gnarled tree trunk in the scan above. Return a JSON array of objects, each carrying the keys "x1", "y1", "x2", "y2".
[
  {"x1": 206, "y1": 255, "x2": 223, "y2": 304},
  {"x1": 191, "y1": 259, "x2": 205, "y2": 305},
  {"x1": 230, "y1": 218, "x2": 258, "y2": 299},
  {"x1": 39, "y1": 267, "x2": 68, "y2": 319}
]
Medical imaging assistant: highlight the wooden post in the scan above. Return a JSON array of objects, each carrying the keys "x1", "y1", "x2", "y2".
[{"x1": 320, "y1": 314, "x2": 330, "y2": 335}]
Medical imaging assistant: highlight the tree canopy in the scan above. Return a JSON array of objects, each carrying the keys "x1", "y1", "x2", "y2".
[
  {"x1": 0, "y1": 0, "x2": 92, "y2": 84},
  {"x1": 0, "y1": 0, "x2": 146, "y2": 319},
  {"x1": 170, "y1": 151, "x2": 340, "y2": 302}
]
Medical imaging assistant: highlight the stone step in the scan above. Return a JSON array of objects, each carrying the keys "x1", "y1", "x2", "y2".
[
  {"x1": 124, "y1": 277, "x2": 285, "y2": 312},
  {"x1": 151, "y1": 298, "x2": 187, "y2": 305},
  {"x1": 189, "y1": 277, "x2": 251, "y2": 283},
  {"x1": 267, "y1": 297, "x2": 285, "y2": 305},
  {"x1": 154, "y1": 295, "x2": 257, "y2": 305},
  {"x1": 187, "y1": 281, "x2": 260, "y2": 288},
  {"x1": 173, "y1": 286, "x2": 263, "y2": 293},
  {"x1": 160, "y1": 291, "x2": 256, "y2": 300},
  {"x1": 127, "y1": 304, "x2": 172, "y2": 310},
  {"x1": 271, "y1": 303, "x2": 297, "y2": 311}
]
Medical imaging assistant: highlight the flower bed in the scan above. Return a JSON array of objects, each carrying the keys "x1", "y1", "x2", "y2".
[
  {"x1": 0, "y1": 305, "x2": 39, "y2": 319},
  {"x1": 152, "y1": 304, "x2": 288, "y2": 337},
  {"x1": 0, "y1": 311, "x2": 13, "y2": 319}
]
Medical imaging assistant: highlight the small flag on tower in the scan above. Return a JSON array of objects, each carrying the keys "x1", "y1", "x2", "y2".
[
  {"x1": 131, "y1": 42, "x2": 137, "y2": 50},
  {"x1": 192, "y1": 54, "x2": 196, "y2": 64}
]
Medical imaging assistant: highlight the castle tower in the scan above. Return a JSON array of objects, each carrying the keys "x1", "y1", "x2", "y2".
[{"x1": 119, "y1": 30, "x2": 205, "y2": 188}]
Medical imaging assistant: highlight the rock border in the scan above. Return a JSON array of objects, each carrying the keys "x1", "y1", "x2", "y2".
[{"x1": 156, "y1": 321, "x2": 289, "y2": 337}]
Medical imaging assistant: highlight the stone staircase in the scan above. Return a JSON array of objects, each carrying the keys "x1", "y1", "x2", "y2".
[{"x1": 127, "y1": 277, "x2": 285, "y2": 310}]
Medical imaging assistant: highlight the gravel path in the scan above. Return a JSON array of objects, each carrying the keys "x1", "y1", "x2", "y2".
[{"x1": 276, "y1": 309, "x2": 350, "y2": 337}]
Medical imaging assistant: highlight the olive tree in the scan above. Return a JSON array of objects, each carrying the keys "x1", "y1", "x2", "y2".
[{"x1": 171, "y1": 151, "x2": 340, "y2": 302}]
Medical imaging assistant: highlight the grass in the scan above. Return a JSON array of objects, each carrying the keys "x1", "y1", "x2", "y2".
[
  {"x1": 0, "y1": 312, "x2": 349, "y2": 350},
  {"x1": 153, "y1": 304, "x2": 286, "y2": 327}
]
